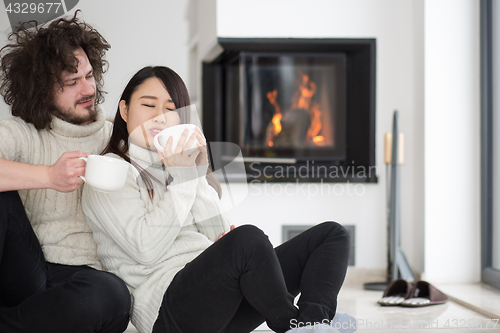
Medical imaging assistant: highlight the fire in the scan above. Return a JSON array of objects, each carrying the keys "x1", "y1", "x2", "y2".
[
  {"x1": 266, "y1": 71, "x2": 326, "y2": 147},
  {"x1": 292, "y1": 72, "x2": 315, "y2": 110},
  {"x1": 267, "y1": 90, "x2": 282, "y2": 147}
]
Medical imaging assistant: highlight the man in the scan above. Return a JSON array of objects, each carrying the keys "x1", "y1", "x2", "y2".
[{"x1": 0, "y1": 12, "x2": 131, "y2": 333}]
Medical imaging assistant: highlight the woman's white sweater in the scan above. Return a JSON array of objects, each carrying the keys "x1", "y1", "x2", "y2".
[{"x1": 82, "y1": 143, "x2": 231, "y2": 333}]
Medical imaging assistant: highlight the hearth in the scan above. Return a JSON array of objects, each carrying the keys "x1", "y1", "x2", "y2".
[{"x1": 203, "y1": 38, "x2": 377, "y2": 183}]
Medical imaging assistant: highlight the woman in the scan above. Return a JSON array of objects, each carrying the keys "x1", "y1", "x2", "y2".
[{"x1": 82, "y1": 66, "x2": 353, "y2": 333}]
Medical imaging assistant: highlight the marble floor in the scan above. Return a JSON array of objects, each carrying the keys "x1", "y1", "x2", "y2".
[
  {"x1": 125, "y1": 283, "x2": 500, "y2": 332},
  {"x1": 252, "y1": 284, "x2": 500, "y2": 333}
]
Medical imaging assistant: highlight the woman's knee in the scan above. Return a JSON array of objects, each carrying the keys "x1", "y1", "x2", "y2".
[
  {"x1": 230, "y1": 224, "x2": 271, "y2": 248},
  {"x1": 226, "y1": 225, "x2": 276, "y2": 259},
  {"x1": 318, "y1": 221, "x2": 351, "y2": 245}
]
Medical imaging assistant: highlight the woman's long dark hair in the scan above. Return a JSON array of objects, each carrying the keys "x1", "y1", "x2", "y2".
[{"x1": 102, "y1": 66, "x2": 222, "y2": 200}]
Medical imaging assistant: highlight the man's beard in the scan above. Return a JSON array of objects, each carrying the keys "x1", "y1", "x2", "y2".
[{"x1": 52, "y1": 95, "x2": 98, "y2": 125}]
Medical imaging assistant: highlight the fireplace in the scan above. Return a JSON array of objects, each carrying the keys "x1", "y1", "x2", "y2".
[{"x1": 203, "y1": 38, "x2": 377, "y2": 183}]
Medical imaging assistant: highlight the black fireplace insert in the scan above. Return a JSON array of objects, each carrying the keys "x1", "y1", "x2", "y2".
[{"x1": 203, "y1": 38, "x2": 377, "y2": 183}]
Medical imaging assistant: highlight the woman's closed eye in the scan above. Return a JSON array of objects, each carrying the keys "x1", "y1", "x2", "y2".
[{"x1": 142, "y1": 104, "x2": 155, "y2": 108}]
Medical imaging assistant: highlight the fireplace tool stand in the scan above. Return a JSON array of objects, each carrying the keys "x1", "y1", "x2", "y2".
[{"x1": 363, "y1": 110, "x2": 415, "y2": 291}]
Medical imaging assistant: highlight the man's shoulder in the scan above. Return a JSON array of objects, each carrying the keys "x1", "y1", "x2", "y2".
[
  {"x1": 0, "y1": 116, "x2": 39, "y2": 162},
  {"x1": 0, "y1": 116, "x2": 37, "y2": 135},
  {"x1": 0, "y1": 116, "x2": 34, "y2": 128}
]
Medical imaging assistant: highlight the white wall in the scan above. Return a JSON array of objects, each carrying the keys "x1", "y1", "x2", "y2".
[
  {"x1": 210, "y1": 0, "x2": 421, "y2": 271},
  {"x1": 423, "y1": 0, "x2": 481, "y2": 283},
  {"x1": 185, "y1": 0, "x2": 218, "y2": 107},
  {"x1": 0, "y1": 0, "x2": 190, "y2": 120}
]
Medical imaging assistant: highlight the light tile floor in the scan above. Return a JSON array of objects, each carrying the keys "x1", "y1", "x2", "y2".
[
  {"x1": 125, "y1": 285, "x2": 500, "y2": 332},
  {"x1": 333, "y1": 285, "x2": 500, "y2": 332},
  {"x1": 254, "y1": 285, "x2": 500, "y2": 333}
]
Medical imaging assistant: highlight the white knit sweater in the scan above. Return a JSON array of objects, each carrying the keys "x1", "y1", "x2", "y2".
[
  {"x1": 0, "y1": 106, "x2": 111, "y2": 268},
  {"x1": 82, "y1": 143, "x2": 231, "y2": 333}
]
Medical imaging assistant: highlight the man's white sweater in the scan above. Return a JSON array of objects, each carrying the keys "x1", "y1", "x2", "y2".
[
  {"x1": 82, "y1": 143, "x2": 231, "y2": 333},
  {"x1": 0, "y1": 106, "x2": 112, "y2": 269}
]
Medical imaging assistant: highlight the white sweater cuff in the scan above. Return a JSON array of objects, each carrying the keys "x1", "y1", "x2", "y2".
[
  {"x1": 196, "y1": 164, "x2": 209, "y2": 178},
  {"x1": 167, "y1": 165, "x2": 198, "y2": 185}
]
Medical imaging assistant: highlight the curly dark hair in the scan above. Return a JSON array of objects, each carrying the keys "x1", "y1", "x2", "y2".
[{"x1": 0, "y1": 11, "x2": 110, "y2": 129}]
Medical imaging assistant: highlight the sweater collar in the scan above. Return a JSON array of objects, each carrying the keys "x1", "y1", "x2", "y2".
[
  {"x1": 50, "y1": 105, "x2": 106, "y2": 138},
  {"x1": 128, "y1": 143, "x2": 163, "y2": 168}
]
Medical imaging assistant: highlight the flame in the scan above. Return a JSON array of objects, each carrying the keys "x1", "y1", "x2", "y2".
[
  {"x1": 307, "y1": 102, "x2": 322, "y2": 143},
  {"x1": 313, "y1": 136, "x2": 325, "y2": 144},
  {"x1": 292, "y1": 72, "x2": 316, "y2": 110},
  {"x1": 266, "y1": 90, "x2": 281, "y2": 146},
  {"x1": 267, "y1": 72, "x2": 325, "y2": 146}
]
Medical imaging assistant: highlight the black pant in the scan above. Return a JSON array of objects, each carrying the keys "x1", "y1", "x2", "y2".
[
  {"x1": 0, "y1": 191, "x2": 131, "y2": 333},
  {"x1": 153, "y1": 222, "x2": 351, "y2": 333}
]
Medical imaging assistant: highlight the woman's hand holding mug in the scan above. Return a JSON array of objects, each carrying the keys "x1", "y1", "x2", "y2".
[
  {"x1": 194, "y1": 126, "x2": 208, "y2": 166},
  {"x1": 158, "y1": 127, "x2": 202, "y2": 168}
]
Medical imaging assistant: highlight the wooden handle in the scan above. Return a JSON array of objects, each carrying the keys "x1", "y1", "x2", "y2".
[
  {"x1": 384, "y1": 132, "x2": 404, "y2": 165},
  {"x1": 384, "y1": 133, "x2": 392, "y2": 164}
]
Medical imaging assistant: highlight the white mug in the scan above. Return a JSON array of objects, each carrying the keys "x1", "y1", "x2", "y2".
[
  {"x1": 79, "y1": 155, "x2": 129, "y2": 192},
  {"x1": 154, "y1": 124, "x2": 200, "y2": 153}
]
